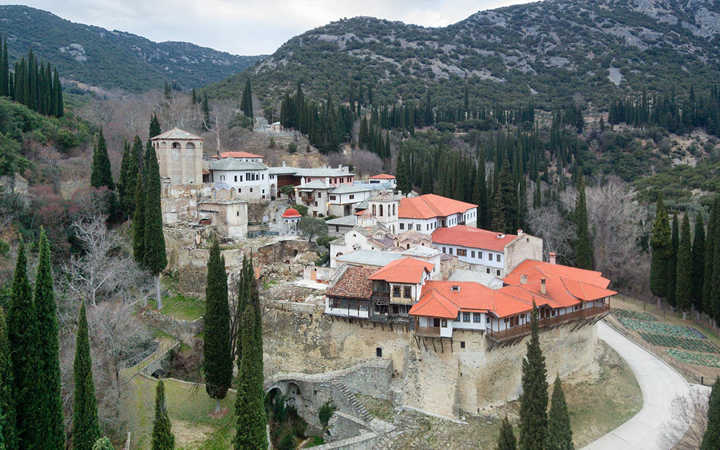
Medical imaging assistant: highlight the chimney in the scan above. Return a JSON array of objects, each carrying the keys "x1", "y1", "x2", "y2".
[
  {"x1": 549, "y1": 252, "x2": 557, "y2": 265},
  {"x1": 540, "y1": 278, "x2": 547, "y2": 295},
  {"x1": 517, "y1": 229, "x2": 524, "y2": 237},
  {"x1": 520, "y1": 274, "x2": 528, "y2": 285}
]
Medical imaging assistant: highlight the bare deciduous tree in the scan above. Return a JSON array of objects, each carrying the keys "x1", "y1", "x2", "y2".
[{"x1": 662, "y1": 387, "x2": 710, "y2": 449}]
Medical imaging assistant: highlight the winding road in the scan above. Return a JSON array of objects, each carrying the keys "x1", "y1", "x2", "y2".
[{"x1": 582, "y1": 321, "x2": 710, "y2": 450}]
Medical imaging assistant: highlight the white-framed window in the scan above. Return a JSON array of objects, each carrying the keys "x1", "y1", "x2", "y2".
[
  {"x1": 400, "y1": 223, "x2": 405, "y2": 230},
  {"x1": 497, "y1": 254, "x2": 501, "y2": 262},
  {"x1": 473, "y1": 313, "x2": 482, "y2": 323},
  {"x1": 463, "y1": 312, "x2": 470, "y2": 322}
]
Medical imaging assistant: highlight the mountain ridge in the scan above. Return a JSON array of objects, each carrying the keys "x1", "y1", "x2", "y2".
[{"x1": 0, "y1": 5, "x2": 264, "y2": 92}]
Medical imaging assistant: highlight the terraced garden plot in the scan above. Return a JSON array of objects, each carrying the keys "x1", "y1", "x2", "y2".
[
  {"x1": 612, "y1": 308, "x2": 656, "y2": 322},
  {"x1": 637, "y1": 332, "x2": 719, "y2": 353},
  {"x1": 666, "y1": 349, "x2": 720, "y2": 368},
  {"x1": 617, "y1": 317, "x2": 702, "y2": 339}
]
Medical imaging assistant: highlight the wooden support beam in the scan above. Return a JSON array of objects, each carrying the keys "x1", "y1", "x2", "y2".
[
  {"x1": 440, "y1": 339, "x2": 444, "y2": 353},
  {"x1": 432, "y1": 339, "x2": 438, "y2": 353},
  {"x1": 422, "y1": 337, "x2": 428, "y2": 351}
]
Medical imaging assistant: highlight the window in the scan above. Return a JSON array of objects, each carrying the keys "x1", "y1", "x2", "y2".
[
  {"x1": 376, "y1": 347, "x2": 382, "y2": 358},
  {"x1": 479, "y1": 251, "x2": 483, "y2": 259},
  {"x1": 497, "y1": 270, "x2": 501, "y2": 276},
  {"x1": 441, "y1": 319, "x2": 447, "y2": 327},
  {"x1": 393, "y1": 286, "x2": 401, "y2": 297},
  {"x1": 463, "y1": 312, "x2": 470, "y2": 322},
  {"x1": 473, "y1": 313, "x2": 482, "y2": 323},
  {"x1": 335, "y1": 226, "x2": 339, "y2": 232},
  {"x1": 250, "y1": 188, "x2": 253, "y2": 192},
  {"x1": 403, "y1": 286, "x2": 411, "y2": 298},
  {"x1": 349, "y1": 194, "x2": 355, "y2": 200},
  {"x1": 486, "y1": 268, "x2": 490, "y2": 274},
  {"x1": 497, "y1": 254, "x2": 502, "y2": 262},
  {"x1": 372, "y1": 205, "x2": 377, "y2": 216},
  {"x1": 416, "y1": 224, "x2": 421, "y2": 231},
  {"x1": 449, "y1": 248, "x2": 453, "y2": 255},
  {"x1": 330, "y1": 195, "x2": 336, "y2": 201},
  {"x1": 471, "y1": 251, "x2": 475, "y2": 258},
  {"x1": 460, "y1": 341, "x2": 466, "y2": 349},
  {"x1": 400, "y1": 223, "x2": 405, "y2": 230},
  {"x1": 236, "y1": 211, "x2": 240, "y2": 217},
  {"x1": 457, "y1": 249, "x2": 467, "y2": 257},
  {"x1": 234, "y1": 175, "x2": 238, "y2": 182},
  {"x1": 317, "y1": 193, "x2": 321, "y2": 198}
]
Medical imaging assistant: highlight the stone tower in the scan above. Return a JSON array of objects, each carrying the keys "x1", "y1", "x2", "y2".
[
  {"x1": 369, "y1": 191, "x2": 402, "y2": 234},
  {"x1": 150, "y1": 128, "x2": 203, "y2": 186}
]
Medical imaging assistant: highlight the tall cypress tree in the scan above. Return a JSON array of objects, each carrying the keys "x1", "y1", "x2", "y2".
[
  {"x1": 711, "y1": 219, "x2": 720, "y2": 324},
  {"x1": 233, "y1": 305, "x2": 268, "y2": 450},
  {"x1": 546, "y1": 377, "x2": 573, "y2": 450},
  {"x1": 133, "y1": 169, "x2": 146, "y2": 269},
  {"x1": 53, "y1": 69, "x2": 63, "y2": 117},
  {"x1": 0, "y1": 307, "x2": 16, "y2": 450},
  {"x1": 149, "y1": 114, "x2": 161, "y2": 139},
  {"x1": 143, "y1": 142, "x2": 167, "y2": 309},
  {"x1": 703, "y1": 199, "x2": 719, "y2": 315},
  {"x1": 203, "y1": 239, "x2": 232, "y2": 410},
  {"x1": 676, "y1": 215, "x2": 693, "y2": 313},
  {"x1": 151, "y1": 381, "x2": 174, "y2": 450},
  {"x1": 34, "y1": 230, "x2": 64, "y2": 450},
  {"x1": 472, "y1": 153, "x2": 489, "y2": 229},
  {"x1": 668, "y1": 214, "x2": 679, "y2": 307},
  {"x1": 497, "y1": 417, "x2": 517, "y2": 450},
  {"x1": 118, "y1": 141, "x2": 132, "y2": 219},
  {"x1": 72, "y1": 301, "x2": 100, "y2": 450},
  {"x1": 7, "y1": 241, "x2": 40, "y2": 449},
  {"x1": 574, "y1": 175, "x2": 594, "y2": 270},
  {"x1": 702, "y1": 377, "x2": 720, "y2": 450},
  {"x1": 693, "y1": 214, "x2": 706, "y2": 313},
  {"x1": 519, "y1": 303, "x2": 548, "y2": 450},
  {"x1": 650, "y1": 195, "x2": 672, "y2": 300},
  {"x1": 241, "y1": 79, "x2": 254, "y2": 120},
  {"x1": 90, "y1": 129, "x2": 114, "y2": 190}
]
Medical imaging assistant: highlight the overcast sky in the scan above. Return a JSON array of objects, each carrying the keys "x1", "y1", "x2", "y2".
[{"x1": 2, "y1": 0, "x2": 533, "y2": 55}]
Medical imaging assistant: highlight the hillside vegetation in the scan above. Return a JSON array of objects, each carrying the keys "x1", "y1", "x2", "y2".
[
  {"x1": 0, "y1": 5, "x2": 264, "y2": 92},
  {"x1": 208, "y1": 0, "x2": 720, "y2": 108}
]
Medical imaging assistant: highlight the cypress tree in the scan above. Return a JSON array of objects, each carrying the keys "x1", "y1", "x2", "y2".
[
  {"x1": 693, "y1": 214, "x2": 706, "y2": 312},
  {"x1": 711, "y1": 219, "x2": 720, "y2": 323},
  {"x1": 396, "y1": 153, "x2": 412, "y2": 194},
  {"x1": 118, "y1": 141, "x2": 132, "y2": 219},
  {"x1": 233, "y1": 305, "x2": 268, "y2": 450},
  {"x1": 518, "y1": 303, "x2": 548, "y2": 450},
  {"x1": 546, "y1": 377, "x2": 573, "y2": 450},
  {"x1": 7, "y1": 241, "x2": 40, "y2": 449},
  {"x1": 143, "y1": 142, "x2": 167, "y2": 309},
  {"x1": 53, "y1": 69, "x2": 63, "y2": 117},
  {"x1": 496, "y1": 157, "x2": 517, "y2": 234},
  {"x1": 491, "y1": 188, "x2": 506, "y2": 233},
  {"x1": 702, "y1": 377, "x2": 720, "y2": 450},
  {"x1": 90, "y1": 129, "x2": 114, "y2": 190},
  {"x1": 34, "y1": 230, "x2": 64, "y2": 450},
  {"x1": 473, "y1": 152, "x2": 489, "y2": 229},
  {"x1": 202, "y1": 94, "x2": 211, "y2": 131},
  {"x1": 703, "y1": 199, "x2": 719, "y2": 315},
  {"x1": 668, "y1": 214, "x2": 679, "y2": 307},
  {"x1": 72, "y1": 301, "x2": 100, "y2": 450},
  {"x1": 133, "y1": 169, "x2": 146, "y2": 268},
  {"x1": 676, "y1": 215, "x2": 693, "y2": 313},
  {"x1": 574, "y1": 175, "x2": 594, "y2": 270},
  {"x1": 497, "y1": 417, "x2": 517, "y2": 450},
  {"x1": 151, "y1": 381, "x2": 174, "y2": 450},
  {"x1": 241, "y1": 79, "x2": 254, "y2": 120},
  {"x1": 149, "y1": 114, "x2": 161, "y2": 139},
  {"x1": 203, "y1": 239, "x2": 232, "y2": 410},
  {"x1": 650, "y1": 195, "x2": 672, "y2": 300},
  {"x1": 0, "y1": 307, "x2": 16, "y2": 450}
]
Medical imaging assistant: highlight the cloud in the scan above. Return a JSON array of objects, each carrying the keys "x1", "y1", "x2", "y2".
[{"x1": 7, "y1": 0, "x2": 532, "y2": 54}]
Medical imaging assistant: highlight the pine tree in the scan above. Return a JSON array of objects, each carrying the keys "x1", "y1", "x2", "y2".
[
  {"x1": 702, "y1": 377, "x2": 720, "y2": 450},
  {"x1": 72, "y1": 302, "x2": 100, "y2": 450},
  {"x1": 497, "y1": 417, "x2": 517, "y2": 450},
  {"x1": 203, "y1": 239, "x2": 232, "y2": 409},
  {"x1": 34, "y1": 230, "x2": 64, "y2": 450},
  {"x1": 7, "y1": 241, "x2": 40, "y2": 449},
  {"x1": 573, "y1": 175, "x2": 594, "y2": 270},
  {"x1": 149, "y1": 114, "x2": 162, "y2": 139},
  {"x1": 546, "y1": 377, "x2": 573, "y2": 450},
  {"x1": 90, "y1": 129, "x2": 114, "y2": 190},
  {"x1": 519, "y1": 303, "x2": 548, "y2": 450},
  {"x1": 676, "y1": 214, "x2": 694, "y2": 313},
  {"x1": 233, "y1": 305, "x2": 268, "y2": 449},
  {"x1": 650, "y1": 195, "x2": 672, "y2": 300},
  {"x1": 693, "y1": 214, "x2": 706, "y2": 312},
  {"x1": 143, "y1": 142, "x2": 167, "y2": 309},
  {"x1": 668, "y1": 214, "x2": 679, "y2": 307},
  {"x1": 133, "y1": 169, "x2": 146, "y2": 268},
  {"x1": 0, "y1": 307, "x2": 16, "y2": 450},
  {"x1": 151, "y1": 381, "x2": 174, "y2": 450}
]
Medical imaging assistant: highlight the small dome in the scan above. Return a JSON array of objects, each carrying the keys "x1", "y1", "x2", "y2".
[{"x1": 282, "y1": 208, "x2": 302, "y2": 218}]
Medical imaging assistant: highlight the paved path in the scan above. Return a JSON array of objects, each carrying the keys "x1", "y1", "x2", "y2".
[{"x1": 583, "y1": 321, "x2": 707, "y2": 450}]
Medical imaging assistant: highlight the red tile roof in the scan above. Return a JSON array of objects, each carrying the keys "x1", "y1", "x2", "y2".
[
  {"x1": 399, "y1": 194, "x2": 477, "y2": 220},
  {"x1": 369, "y1": 258, "x2": 434, "y2": 284},
  {"x1": 326, "y1": 266, "x2": 376, "y2": 299},
  {"x1": 282, "y1": 208, "x2": 302, "y2": 218},
  {"x1": 220, "y1": 151, "x2": 263, "y2": 159},
  {"x1": 432, "y1": 226, "x2": 517, "y2": 251},
  {"x1": 370, "y1": 173, "x2": 396, "y2": 180}
]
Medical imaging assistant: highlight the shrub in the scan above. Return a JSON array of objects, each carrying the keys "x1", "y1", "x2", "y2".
[
  {"x1": 288, "y1": 142, "x2": 298, "y2": 153},
  {"x1": 319, "y1": 400, "x2": 336, "y2": 428},
  {"x1": 0, "y1": 240, "x2": 9, "y2": 257}
]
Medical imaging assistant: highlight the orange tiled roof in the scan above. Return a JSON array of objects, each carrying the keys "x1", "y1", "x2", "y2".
[
  {"x1": 399, "y1": 194, "x2": 477, "y2": 220},
  {"x1": 432, "y1": 226, "x2": 516, "y2": 251},
  {"x1": 220, "y1": 151, "x2": 263, "y2": 159},
  {"x1": 282, "y1": 208, "x2": 302, "y2": 218},
  {"x1": 369, "y1": 258, "x2": 433, "y2": 284},
  {"x1": 326, "y1": 266, "x2": 376, "y2": 299},
  {"x1": 370, "y1": 173, "x2": 396, "y2": 180}
]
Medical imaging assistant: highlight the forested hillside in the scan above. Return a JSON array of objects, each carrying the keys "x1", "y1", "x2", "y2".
[
  {"x1": 0, "y1": 5, "x2": 264, "y2": 92},
  {"x1": 208, "y1": 0, "x2": 720, "y2": 108}
]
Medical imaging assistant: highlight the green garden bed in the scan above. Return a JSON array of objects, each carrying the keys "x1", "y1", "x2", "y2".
[
  {"x1": 666, "y1": 349, "x2": 720, "y2": 368},
  {"x1": 638, "y1": 332, "x2": 719, "y2": 354},
  {"x1": 617, "y1": 317, "x2": 701, "y2": 339},
  {"x1": 612, "y1": 308, "x2": 656, "y2": 322}
]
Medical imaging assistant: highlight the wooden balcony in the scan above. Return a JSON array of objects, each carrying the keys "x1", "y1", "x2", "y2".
[
  {"x1": 487, "y1": 304, "x2": 610, "y2": 343},
  {"x1": 416, "y1": 327, "x2": 441, "y2": 337}
]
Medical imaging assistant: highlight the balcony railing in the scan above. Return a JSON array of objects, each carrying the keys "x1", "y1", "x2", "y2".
[
  {"x1": 325, "y1": 306, "x2": 369, "y2": 319},
  {"x1": 487, "y1": 304, "x2": 610, "y2": 342}
]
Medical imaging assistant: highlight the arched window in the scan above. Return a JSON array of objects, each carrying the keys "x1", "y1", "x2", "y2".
[
  {"x1": 379, "y1": 204, "x2": 384, "y2": 216},
  {"x1": 186, "y1": 142, "x2": 195, "y2": 150},
  {"x1": 372, "y1": 205, "x2": 376, "y2": 216},
  {"x1": 171, "y1": 142, "x2": 181, "y2": 149}
]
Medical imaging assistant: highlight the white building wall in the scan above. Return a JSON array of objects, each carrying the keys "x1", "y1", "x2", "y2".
[{"x1": 213, "y1": 169, "x2": 271, "y2": 202}]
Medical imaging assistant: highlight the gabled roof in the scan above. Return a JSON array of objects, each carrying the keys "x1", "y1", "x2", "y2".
[
  {"x1": 220, "y1": 151, "x2": 263, "y2": 159},
  {"x1": 369, "y1": 258, "x2": 434, "y2": 284},
  {"x1": 370, "y1": 174, "x2": 396, "y2": 180},
  {"x1": 432, "y1": 226, "x2": 517, "y2": 252},
  {"x1": 326, "y1": 266, "x2": 376, "y2": 299},
  {"x1": 399, "y1": 194, "x2": 477, "y2": 220},
  {"x1": 151, "y1": 128, "x2": 201, "y2": 140}
]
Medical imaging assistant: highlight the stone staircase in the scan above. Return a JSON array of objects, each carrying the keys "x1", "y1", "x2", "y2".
[{"x1": 331, "y1": 380, "x2": 374, "y2": 423}]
